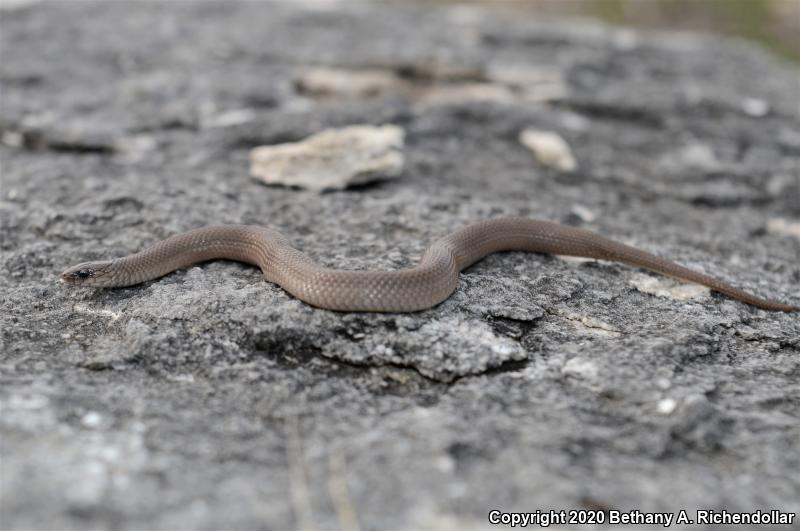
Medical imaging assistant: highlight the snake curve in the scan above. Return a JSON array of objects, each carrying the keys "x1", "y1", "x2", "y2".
[{"x1": 61, "y1": 217, "x2": 798, "y2": 312}]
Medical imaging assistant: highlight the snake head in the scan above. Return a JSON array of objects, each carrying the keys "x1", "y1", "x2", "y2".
[{"x1": 60, "y1": 261, "x2": 115, "y2": 287}]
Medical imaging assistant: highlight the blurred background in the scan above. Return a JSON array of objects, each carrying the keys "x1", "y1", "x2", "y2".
[
  {"x1": 410, "y1": 0, "x2": 800, "y2": 63},
  {"x1": 2, "y1": 0, "x2": 797, "y2": 63}
]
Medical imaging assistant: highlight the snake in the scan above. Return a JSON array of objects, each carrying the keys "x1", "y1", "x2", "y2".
[{"x1": 61, "y1": 217, "x2": 798, "y2": 312}]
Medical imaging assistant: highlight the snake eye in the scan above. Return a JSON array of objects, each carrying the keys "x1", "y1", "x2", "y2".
[{"x1": 76, "y1": 269, "x2": 93, "y2": 279}]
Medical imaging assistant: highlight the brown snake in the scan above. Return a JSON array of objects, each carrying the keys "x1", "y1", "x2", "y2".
[{"x1": 61, "y1": 217, "x2": 797, "y2": 312}]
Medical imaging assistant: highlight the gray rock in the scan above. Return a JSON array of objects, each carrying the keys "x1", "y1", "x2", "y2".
[{"x1": 1, "y1": 3, "x2": 799, "y2": 531}]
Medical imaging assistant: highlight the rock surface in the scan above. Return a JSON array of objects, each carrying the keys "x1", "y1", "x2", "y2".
[{"x1": 1, "y1": 3, "x2": 799, "y2": 531}]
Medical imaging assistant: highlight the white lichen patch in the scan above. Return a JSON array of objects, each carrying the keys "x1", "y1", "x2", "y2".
[
  {"x1": 630, "y1": 273, "x2": 710, "y2": 301},
  {"x1": 72, "y1": 303, "x2": 122, "y2": 321},
  {"x1": 518, "y1": 129, "x2": 577, "y2": 172},
  {"x1": 556, "y1": 310, "x2": 621, "y2": 337},
  {"x1": 250, "y1": 124, "x2": 405, "y2": 191}
]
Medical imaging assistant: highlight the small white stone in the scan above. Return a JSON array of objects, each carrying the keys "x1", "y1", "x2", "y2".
[
  {"x1": 767, "y1": 218, "x2": 800, "y2": 240},
  {"x1": 657, "y1": 398, "x2": 677, "y2": 415},
  {"x1": 82, "y1": 411, "x2": 103, "y2": 428},
  {"x1": 519, "y1": 129, "x2": 577, "y2": 172},
  {"x1": 570, "y1": 204, "x2": 596, "y2": 222},
  {"x1": 742, "y1": 97, "x2": 769, "y2": 117}
]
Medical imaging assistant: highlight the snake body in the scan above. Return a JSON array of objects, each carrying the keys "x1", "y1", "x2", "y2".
[{"x1": 61, "y1": 217, "x2": 798, "y2": 312}]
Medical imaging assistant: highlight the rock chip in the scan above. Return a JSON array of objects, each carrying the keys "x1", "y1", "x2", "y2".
[
  {"x1": 249, "y1": 124, "x2": 405, "y2": 191},
  {"x1": 518, "y1": 129, "x2": 577, "y2": 172}
]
